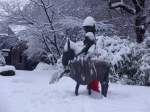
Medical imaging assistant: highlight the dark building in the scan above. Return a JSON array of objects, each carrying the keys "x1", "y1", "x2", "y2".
[
  {"x1": 0, "y1": 22, "x2": 28, "y2": 70},
  {"x1": 11, "y1": 41, "x2": 28, "y2": 70},
  {"x1": 2, "y1": 41, "x2": 28, "y2": 70}
]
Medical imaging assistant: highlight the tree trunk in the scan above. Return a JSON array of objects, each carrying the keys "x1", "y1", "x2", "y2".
[
  {"x1": 134, "y1": 0, "x2": 146, "y2": 43},
  {"x1": 109, "y1": 0, "x2": 148, "y2": 43},
  {"x1": 135, "y1": 13, "x2": 146, "y2": 43}
]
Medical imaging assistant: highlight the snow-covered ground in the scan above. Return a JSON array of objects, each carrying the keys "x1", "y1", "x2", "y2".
[{"x1": 0, "y1": 70, "x2": 150, "y2": 112}]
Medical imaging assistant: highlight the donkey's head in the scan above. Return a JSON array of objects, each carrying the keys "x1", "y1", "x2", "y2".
[{"x1": 62, "y1": 39, "x2": 76, "y2": 66}]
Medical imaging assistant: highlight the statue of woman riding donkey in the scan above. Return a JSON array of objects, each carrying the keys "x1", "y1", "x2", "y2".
[
  {"x1": 78, "y1": 16, "x2": 100, "y2": 93},
  {"x1": 61, "y1": 16, "x2": 110, "y2": 97}
]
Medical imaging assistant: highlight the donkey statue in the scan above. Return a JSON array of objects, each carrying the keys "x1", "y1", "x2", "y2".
[{"x1": 61, "y1": 39, "x2": 110, "y2": 97}]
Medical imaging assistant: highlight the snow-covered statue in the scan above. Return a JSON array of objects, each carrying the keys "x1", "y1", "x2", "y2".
[
  {"x1": 78, "y1": 17, "x2": 100, "y2": 92},
  {"x1": 61, "y1": 17, "x2": 110, "y2": 97},
  {"x1": 78, "y1": 16, "x2": 96, "y2": 56},
  {"x1": 78, "y1": 32, "x2": 96, "y2": 55},
  {"x1": 82, "y1": 16, "x2": 96, "y2": 34},
  {"x1": 61, "y1": 39, "x2": 110, "y2": 97}
]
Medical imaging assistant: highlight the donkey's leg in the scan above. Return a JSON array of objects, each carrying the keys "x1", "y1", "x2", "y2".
[
  {"x1": 101, "y1": 80, "x2": 109, "y2": 97},
  {"x1": 75, "y1": 83, "x2": 80, "y2": 96},
  {"x1": 87, "y1": 84, "x2": 91, "y2": 95}
]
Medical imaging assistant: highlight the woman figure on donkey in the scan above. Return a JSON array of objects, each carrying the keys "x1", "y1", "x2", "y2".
[{"x1": 77, "y1": 16, "x2": 100, "y2": 93}]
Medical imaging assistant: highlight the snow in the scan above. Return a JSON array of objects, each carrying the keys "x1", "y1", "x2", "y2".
[
  {"x1": 1, "y1": 49, "x2": 10, "y2": 52},
  {"x1": 145, "y1": 37, "x2": 150, "y2": 47},
  {"x1": 64, "y1": 39, "x2": 83, "y2": 54},
  {"x1": 82, "y1": 16, "x2": 96, "y2": 27},
  {"x1": 85, "y1": 35, "x2": 133, "y2": 66},
  {"x1": 0, "y1": 69, "x2": 150, "y2": 112},
  {"x1": 0, "y1": 65, "x2": 15, "y2": 72},
  {"x1": 85, "y1": 32, "x2": 95, "y2": 41},
  {"x1": 140, "y1": 54, "x2": 150, "y2": 70},
  {"x1": 0, "y1": 34, "x2": 8, "y2": 36},
  {"x1": 9, "y1": 25, "x2": 27, "y2": 35},
  {"x1": 34, "y1": 62, "x2": 52, "y2": 71},
  {"x1": 110, "y1": 0, "x2": 123, "y2": 7},
  {"x1": 95, "y1": 36, "x2": 133, "y2": 65}
]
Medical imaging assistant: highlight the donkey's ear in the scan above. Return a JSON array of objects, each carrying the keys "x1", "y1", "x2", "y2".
[{"x1": 67, "y1": 38, "x2": 71, "y2": 50}]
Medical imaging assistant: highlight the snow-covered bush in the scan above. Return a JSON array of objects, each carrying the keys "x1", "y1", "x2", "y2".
[
  {"x1": 87, "y1": 35, "x2": 150, "y2": 86},
  {"x1": 96, "y1": 22, "x2": 116, "y2": 36},
  {"x1": 113, "y1": 36, "x2": 150, "y2": 86},
  {"x1": 86, "y1": 36, "x2": 131, "y2": 66},
  {"x1": 88, "y1": 36, "x2": 132, "y2": 83},
  {"x1": 100, "y1": 36, "x2": 150, "y2": 86},
  {"x1": 133, "y1": 38, "x2": 150, "y2": 86}
]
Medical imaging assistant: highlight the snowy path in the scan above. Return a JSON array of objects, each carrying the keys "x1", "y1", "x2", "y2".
[{"x1": 0, "y1": 70, "x2": 150, "y2": 112}]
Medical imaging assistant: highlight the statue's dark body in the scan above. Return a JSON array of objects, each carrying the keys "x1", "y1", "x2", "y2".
[{"x1": 62, "y1": 43, "x2": 110, "y2": 97}]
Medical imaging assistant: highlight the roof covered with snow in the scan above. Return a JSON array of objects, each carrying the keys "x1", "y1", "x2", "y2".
[{"x1": 9, "y1": 25, "x2": 27, "y2": 35}]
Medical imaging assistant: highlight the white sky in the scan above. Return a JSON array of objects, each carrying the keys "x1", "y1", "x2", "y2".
[
  {"x1": 0, "y1": 0, "x2": 29, "y2": 6},
  {"x1": 0, "y1": 0, "x2": 28, "y2": 2}
]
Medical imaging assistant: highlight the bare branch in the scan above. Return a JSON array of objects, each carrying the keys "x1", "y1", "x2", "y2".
[
  {"x1": 109, "y1": 1, "x2": 136, "y2": 15},
  {"x1": 50, "y1": 10, "x2": 55, "y2": 22},
  {"x1": 45, "y1": 4, "x2": 54, "y2": 9},
  {"x1": 41, "y1": 34, "x2": 53, "y2": 54},
  {"x1": 30, "y1": 0, "x2": 44, "y2": 7},
  {"x1": 132, "y1": 0, "x2": 144, "y2": 13}
]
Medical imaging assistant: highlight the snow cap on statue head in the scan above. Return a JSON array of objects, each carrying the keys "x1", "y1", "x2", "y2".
[{"x1": 82, "y1": 16, "x2": 96, "y2": 27}]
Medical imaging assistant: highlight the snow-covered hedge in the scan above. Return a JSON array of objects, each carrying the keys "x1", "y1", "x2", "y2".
[
  {"x1": 71, "y1": 35, "x2": 150, "y2": 86},
  {"x1": 92, "y1": 36, "x2": 150, "y2": 86},
  {"x1": 92, "y1": 36, "x2": 132, "y2": 66}
]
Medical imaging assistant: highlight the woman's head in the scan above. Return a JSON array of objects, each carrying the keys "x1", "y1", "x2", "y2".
[{"x1": 82, "y1": 16, "x2": 96, "y2": 34}]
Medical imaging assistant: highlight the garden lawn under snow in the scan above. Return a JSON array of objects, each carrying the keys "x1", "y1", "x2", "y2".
[{"x1": 0, "y1": 69, "x2": 150, "y2": 112}]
